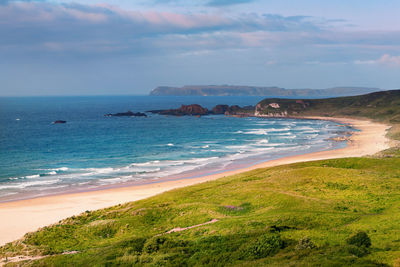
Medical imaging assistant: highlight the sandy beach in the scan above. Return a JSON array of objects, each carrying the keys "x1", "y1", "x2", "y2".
[{"x1": 0, "y1": 117, "x2": 392, "y2": 246}]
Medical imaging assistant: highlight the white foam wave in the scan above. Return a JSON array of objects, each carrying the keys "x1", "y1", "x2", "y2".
[
  {"x1": 0, "y1": 179, "x2": 61, "y2": 190},
  {"x1": 83, "y1": 167, "x2": 114, "y2": 174},
  {"x1": 130, "y1": 160, "x2": 160, "y2": 167},
  {"x1": 25, "y1": 174, "x2": 40, "y2": 179},
  {"x1": 240, "y1": 128, "x2": 291, "y2": 135}
]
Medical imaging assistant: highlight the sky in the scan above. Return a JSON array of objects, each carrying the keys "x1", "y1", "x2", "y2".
[{"x1": 0, "y1": 0, "x2": 399, "y2": 96}]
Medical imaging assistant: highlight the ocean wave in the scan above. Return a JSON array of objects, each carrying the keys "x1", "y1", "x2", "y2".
[
  {"x1": 16, "y1": 168, "x2": 70, "y2": 180},
  {"x1": 98, "y1": 176, "x2": 141, "y2": 185},
  {"x1": 238, "y1": 128, "x2": 292, "y2": 135},
  {"x1": 46, "y1": 167, "x2": 69, "y2": 172},
  {"x1": 25, "y1": 174, "x2": 40, "y2": 179},
  {"x1": 0, "y1": 179, "x2": 61, "y2": 190}
]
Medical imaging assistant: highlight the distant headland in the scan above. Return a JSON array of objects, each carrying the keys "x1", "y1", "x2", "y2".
[{"x1": 149, "y1": 85, "x2": 380, "y2": 98}]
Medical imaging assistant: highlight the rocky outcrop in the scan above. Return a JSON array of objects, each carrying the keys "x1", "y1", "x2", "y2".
[
  {"x1": 149, "y1": 104, "x2": 255, "y2": 117},
  {"x1": 52, "y1": 120, "x2": 66, "y2": 124},
  {"x1": 149, "y1": 104, "x2": 209, "y2": 116},
  {"x1": 105, "y1": 111, "x2": 147, "y2": 117},
  {"x1": 224, "y1": 105, "x2": 255, "y2": 117},
  {"x1": 211, "y1": 105, "x2": 230, "y2": 114},
  {"x1": 255, "y1": 102, "x2": 289, "y2": 117}
]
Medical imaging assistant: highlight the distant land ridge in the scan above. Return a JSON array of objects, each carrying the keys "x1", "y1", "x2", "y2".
[{"x1": 149, "y1": 85, "x2": 380, "y2": 97}]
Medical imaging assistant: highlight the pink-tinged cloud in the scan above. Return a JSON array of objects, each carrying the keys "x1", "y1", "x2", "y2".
[
  {"x1": 355, "y1": 54, "x2": 400, "y2": 67},
  {"x1": 379, "y1": 54, "x2": 400, "y2": 66},
  {"x1": 0, "y1": 2, "x2": 108, "y2": 23},
  {"x1": 90, "y1": 4, "x2": 232, "y2": 30}
]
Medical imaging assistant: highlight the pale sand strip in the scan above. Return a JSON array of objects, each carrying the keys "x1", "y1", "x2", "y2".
[{"x1": 0, "y1": 117, "x2": 392, "y2": 246}]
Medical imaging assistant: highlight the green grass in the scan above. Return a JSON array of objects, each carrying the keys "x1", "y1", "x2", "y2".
[{"x1": 2, "y1": 155, "x2": 400, "y2": 266}]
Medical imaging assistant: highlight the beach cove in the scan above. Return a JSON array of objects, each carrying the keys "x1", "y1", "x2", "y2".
[{"x1": 0, "y1": 117, "x2": 391, "y2": 246}]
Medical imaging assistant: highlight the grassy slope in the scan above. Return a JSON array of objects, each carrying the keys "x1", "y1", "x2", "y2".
[
  {"x1": 2, "y1": 156, "x2": 400, "y2": 266},
  {"x1": 2, "y1": 90, "x2": 400, "y2": 266},
  {"x1": 257, "y1": 89, "x2": 400, "y2": 124}
]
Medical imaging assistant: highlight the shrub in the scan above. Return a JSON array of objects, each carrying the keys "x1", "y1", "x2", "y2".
[
  {"x1": 117, "y1": 237, "x2": 146, "y2": 254},
  {"x1": 143, "y1": 236, "x2": 167, "y2": 253},
  {"x1": 346, "y1": 231, "x2": 371, "y2": 248},
  {"x1": 346, "y1": 245, "x2": 370, "y2": 257},
  {"x1": 296, "y1": 237, "x2": 316, "y2": 250},
  {"x1": 240, "y1": 234, "x2": 285, "y2": 259}
]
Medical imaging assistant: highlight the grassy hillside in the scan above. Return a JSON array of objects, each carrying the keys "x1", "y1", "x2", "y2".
[
  {"x1": 2, "y1": 155, "x2": 400, "y2": 266},
  {"x1": 256, "y1": 89, "x2": 400, "y2": 123}
]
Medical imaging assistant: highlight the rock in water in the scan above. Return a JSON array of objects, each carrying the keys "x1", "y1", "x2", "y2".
[
  {"x1": 53, "y1": 120, "x2": 67, "y2": 124},
  {"x1": 104, "y1": 111, "x2": 147, "y2": 117}
]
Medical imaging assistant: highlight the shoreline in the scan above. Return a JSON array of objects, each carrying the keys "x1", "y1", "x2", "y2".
[{"x1": 0, "y1": 116, "x2": 391, "y2": 246}]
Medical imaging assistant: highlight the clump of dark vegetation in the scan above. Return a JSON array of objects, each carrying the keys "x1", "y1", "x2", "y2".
[
  {"x1": 347, "y1": 231, "x2": 372, "y2": 248},
  {"x1": 268, "y1": 225, "x2": 295, "y2": 233},
  {"x1": 344, "y1": 231, "x2": 372, "y2": 258},
  {"x1": 239, "y1": 234, "x2": 285, "y2": 260}
]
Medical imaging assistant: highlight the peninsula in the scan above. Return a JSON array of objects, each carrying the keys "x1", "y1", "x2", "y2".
[{"x1": 149, "y1": 85, "x2": 380, "y2": 97}]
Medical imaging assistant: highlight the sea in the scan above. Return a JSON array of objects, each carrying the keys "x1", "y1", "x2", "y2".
[{"x1": 0, "y1": 96, "x2": 354, "y2": 202}]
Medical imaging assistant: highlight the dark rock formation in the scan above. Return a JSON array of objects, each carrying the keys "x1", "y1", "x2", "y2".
[
  {"x1": 211, "y1": 105, "x2": 230, "y2": 114},
  {"x1": 149, "y1": 104, "x2": 255, "y2": 117},
  {"x1": 52, "y1": 120, "x2": 66, "y2": 124},
  {"x1": 224, "y1": 105, "x2": 255, "y2": 117},
  {"x1": 105, "y1": 111, "x2": 147, "y2": 117},
  {"x1": 149, "y1": 104, "x2": 208, "y2": 116}
]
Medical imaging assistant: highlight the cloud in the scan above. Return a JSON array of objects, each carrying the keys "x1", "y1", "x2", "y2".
[
  {"x1": 0, "y1": 0, "x2": 399, "y2": 69},
  {"x1": 379, "y1": 54, "x2": 400, "y2": 66},
  {"x1": 207, "y1": 0, "x2": 255, "y2": 6},
  {"x1": 0, "y1": 1, "x2": 334, "y2": 58},
  {"x1": 355, "y1": 54, "x2": 400, "y2": 67}
]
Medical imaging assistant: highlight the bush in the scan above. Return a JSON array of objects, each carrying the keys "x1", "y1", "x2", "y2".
[
  {"x1": 296, "y1": 237, "x2": 316, "y2": 250},
  {"x1": 346, "y1": 245, "x2": 370, "y2": 257},
  {"x1": 346, "y1": 231, "x2": 371, "y2": 248},
  {"x1": 143, "y1": 237, "x2": 167, "y2": 253},
  {"x1": 117, "y1": 237, "x2": 146, "y2": 254},
  {"x1": 142, "y1": 236, "x2": 189, "y2": 254},
  {"x1": 240, "y1": 234, "x2": 285, "y2": 259}
]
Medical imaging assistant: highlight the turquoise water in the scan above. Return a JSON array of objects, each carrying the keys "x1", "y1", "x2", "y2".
[{"x1": 0, "y1": 96, "x2": 352, "y2": 201}]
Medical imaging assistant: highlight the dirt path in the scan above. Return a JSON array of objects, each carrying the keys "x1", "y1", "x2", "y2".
[
  {"x1": 0, "y1": 251, "x2": 78, "y2": 266},
  {"x1": 166, "y1": 219, "x2": 219, "y2": 234}
]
